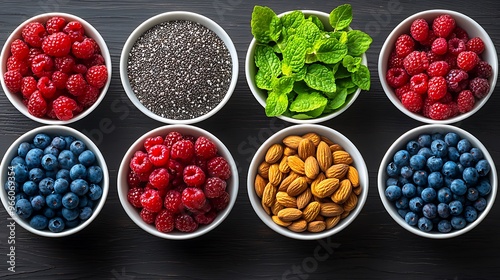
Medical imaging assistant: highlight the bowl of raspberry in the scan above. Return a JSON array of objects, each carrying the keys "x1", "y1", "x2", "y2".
[
  {"x1": 0, "y1": 12, "x2": 112, "y2": 124},
  {"x1": 378, "y1": 10, "x2": 497, "y2": 123},
  {"x1": 117, "y1": 125, "x2": 239, "y2": 239},
  {"x1": 0, "y1": 125, "x2": 109, "y2": 237},
  {"x1": 378, "y1": 124, "x2": 497, "y2": 238}
]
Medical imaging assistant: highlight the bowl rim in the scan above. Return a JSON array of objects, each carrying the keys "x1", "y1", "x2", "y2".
[
  {"x1": 246, "y1": 123, "x2": 369, "y2": 240},
  {"x1": 116, "y1": 124, "x2": 239, "y2": 240},
  {"x1": 377, "y1": 9, "x2": 499, "y2": 124},
  {"x1": 377, "y1": 124, "x2": 498, "y2": 238},
  {"x1": 119, "y1": 11, "x2": 239, "y2": 125},
  {"x1": 0, "y1": 125, "x2": 110, "y2": 237},
  {"x1": 0, "y1": 12, "x2": 112, "y2": 125},
  {"x1": 244, "y1": 9, "x2": 368, "y2": 124}
]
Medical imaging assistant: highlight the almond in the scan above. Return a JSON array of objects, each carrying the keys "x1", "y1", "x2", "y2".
[
  {"x1": 286, "y1": 177, "x2": 308, "y2": 197},
  {"x1": 268, "y1": 163, "x2": 283, "y2": 186},
  {"x1": 279, "y1": 156, "x2": 291, "y2": 173},
  {"x1": 265, "y1": 143, "x2": 284, "y2": 164},
  {"x1": 311, "y1": 178, "x2": 339, "y2": 198},
  {"x1": 343, "y1": 192, "x2": 358, "y2": 212},
  {"x1": 315, "y1": 214, "x2": 325, "y2": 221},
  {"x1": 331, "y1": 179, "x2": 352, "y2": 204},
  {"x1": 278, "y1": 172, "x2": 300, "y2": 192},
  {"x1": 325, "y1": 216, "x2": 341, "y2": 229},
  {"x1": 284, "y1": 147, "x2": 297, "y2": 156},
  {"x1": 304, "y1": 156, "x2": 320, "y2": 180},
  {"x1": 329, "y1": 144, "x2": 344, "y2": 152},
  {"x1": 353, "y1": 185, "x2": 362, "y2": 196},
  {"x1": 287, "y1": 155, "x2": 305, "y2": 175},
  {"x1": 254, "y1": 174, "x2": 267, "y2": 198},
  {"x1": 258, "y1": 161, "x2": 270, "y2": 179},
  {"x1": 325, "y1": 163, "x2": 349, "y2": 179},
  {"x1": 307, "y1": 221, "x2": 326, "y2": 233},
  {"x1": 347, "y1": 166, "x2": 360, "y2": 187},
  {"x1": 333, "y1": 150, "x2": 353, "y2": 165},
  {"x1": 310, "y1": 172, "x2": 326, "y2": 191},
  {"x1": 302, "y1": 132, "x2": 321, "y2": 146},
  {"x1": 320, "y1": 202, "x2": 344, "y2": 217},
  {"x1": 316, "y1": 141, "x2": 333, "y2": 172},
  {"x1": 287, "y1": 219, "x2": 307, "y2": 232},
  {"x1": 296, "y1": 188, "x2": 312, "y2": 210},
  {"x1": 261, "y1": 199, "x2": 271, "y2": 215},
  {"x1": 320, "y1": 135, "x2": 335, "y2": 146},
  {"x1": 271, "y1": 200, "x2": 285, "y2": 215},
  {"x1": 278, "y1": 208, "x2": 303, "y2": 222},
  {"x1": 282, "y1": 135, "x2": 303, "y2": 149},
  {"x1": 302, "y1": 201, "x2": 321, "y2": 222},
  {"x1": 340, "y1": 210, "x2": 350, "y2": 219},
  {"x1": 262, "y1": 182, "x2": 277, "y2": 207},
  {"x1": 298, "y1": 138, "x2": 316, "y2": 160},
  {"x1": 272, "y1": 215, "x2": 292, "y2": 227},
  {"x1": 276, "y1": 191, "x2": 297, "y2": 208}
]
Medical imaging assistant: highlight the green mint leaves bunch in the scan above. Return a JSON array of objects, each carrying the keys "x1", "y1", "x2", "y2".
[{"x1": 250, "y1": 4, "x2": 372, "y2": 119}]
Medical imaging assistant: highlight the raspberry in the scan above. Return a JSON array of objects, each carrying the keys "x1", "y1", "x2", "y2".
[
  {"x1": 410, "y1": 73, "x2": 428, "y2": 94},
  {"x1": 42, "y1": 32, "x2": 71, "y2": 57},
  {"x1": 46, "y1": 16, "x2": 66, "y2": 34},
  {"x1": 54, "y1": 55, "x2": 76, "y2": 73},
  {"x1": 77, "y1": 85, "x2": 99, "y2": 107},
  {"x1": 7, "y1": 56, "x2": 29, "y2": 76},
  {"x1": 148, "y1": 144, "x2": 170, "y2": 167},
  {"x1": 164, "y1": 131, "x2": 184, "y2": 148},
  {"x1": 422, "y1": 97, "x2": 435, "y2": 118},
  {"x1": 451, "y1": 27, "x2": 469, "y2": 42},
  {"x1": 3, "y1": 70, "x2": 23, "y2": 93},
  {"x1": 10, "y1": 39, "x2": 30, "y2": 60},
  {"x1": 428, "y1": 102, "x2": 452, "y2": 120},
  {"x1": 400, "y1": 91, "x2": 423, "y2": 113},
  {"x1": 182, "y1": 187, "x2": 206, "y2": 210},
  {"x1": 22, "y1": 22, "x2": 46, "y2": 47},
  {"x1": 27, "y1": 48, "x2": 43, "y2": 66},
  {"x1": 403, "y1": 51, "x2": 429, "y2": 76},
  {"x1": 443, "y1": 53, "x2": 458, "y2": 69},
  {"x1": 194, "y1": 136, "x2": 218, "y2": 160},
  {"x1": 127, "y1": 170, "x2": 142, "y2": 189},
  {"x1": 194, "y1": 210, "x2": 217, "y2": 225},
  {"x1": 427, "y1": 61, "x2": 449, "y2": 77},
  {"x1": 184, "y1": 135, "x2": 197, "y2": 143},
  {"x1": 139, "y1": 208, "x2": 157, "y2": 224},
  {"x1": 171, "y1": 139, "x2": 195, "y2": 162},
  {"x1": 155, "y1": 210, "x2": 175, "y2": 233},
  {"x1": 448, "y1": 38, "x2": 466, "y2": 56},
  {"x1": 449, "y1": 102, "x2": 459, "y2": 118},
  {"x1": 21, "y1": 76, "x2": 37, "y2": 98},
  {"x1": 210, "y1": 191, "x2": 230, "y2": 211},
  {"x1": 395, "y1": 83, "x2": 411, "y2": 100},
  {"x1": 130, "y1": 151, "x2": 154, "y2": 174},
  {"x1": 457, "y1": 51, "x2": 478, "y2": 72},
  {"x1": 63, "y1": 21, "x2": 84, "y2": 43},
  {"x1": 27, "y1": 90, "x2": 47, "y2": 118},
  {"x1": 457, "y1": 90, "x2": 475, "y2": 113},
  {"x1": 149, "y1": 168, "x2": 170, "y2": 190},
  {"x1": 432, "y1": 14, "x2": 456, "y2": 38},
  {"x1": 438, "y1": 91, "x2": 453, "y2": 104},
  {"x1": 167, "y1": 159, "x2": 185, "y2": 179},
  {"x1": 31, "y1": 54, "x2": 54, "y2": 77},
  {"x1": 51, "y1": 71, "x2": 69, "y2": 89},
  {"x1": 144, "y1": 136, "x2": 164, "y2": 151},
  {"x1": 140, "y1": 189, "x2": 163, "y2": 213},
  {"x1": 85, "y1": 65, "x2": 108, "y2": 88},
  {"x1": 466, "y1": 37, "x2": 485, "y2": 54},
  {"x1": 72, "y1": 38, "x2": 95, "y2": 59},
  {"x1": 175, "y1": 213, "x2": 198, "y2": 233},
  {"x1": 66, "y1": 74, "x2": 87, "y2": 96},
  {"x1": 420, "y1": 30, "x2": 437, "y2": 47},
  {"x1": 425, "y1": 51, "x2": 442, "y2": 65},
  {"x1": 183, "y1": 165, "x2": 206, "y2": 187},
  {"x1": 446, "y1": 69, "x2": 469, "y2": 93},
  {"x1": 207, "y1": 156, "x2": 231, "y2": 180},
  {"x1": 83, "y1": 54, "x2": 105, "y2": 68},
  {"x1": 192, "y1": 157, "x2": 208, "y2": 174},
  {"x1": 73, "y1": 63, "x2": 87, "y2": 74},
  {"x1": 203, "y1": 177, "x2": 227, "y2": 199},
  {"x1": 395, "y1": 34, "x2": 415, "y2": 57},
  {"x1": 469, "y1": 77, "x2": 490, "y2": 99},
  {"x1": 388, "y1": 51, "x2": 404, "y2": 68},
  {"x1": 145, "y1": 182, "x2": 167, "y2": 198},
  {"x1": 37, "y1": 76, "x2": 57, "y2": 99},
  {"x1": 52, "y1": 96, "x2": 78, "y2": 121},
  {"x1": 386, "y1": 68, "x2": 409, "y2": 88},
  {"x1": 427, "y1": 76, "x2": 447, "y2": 100},
  {"x1": 472, "y1": 61, "x2": 492, "y2": 79},
  {"x1": 410, "y1": 18, "x2": 429, "y2": 42},
  {"x1": 164, "y1": 190, "x2": 183, "y2": 214},
  {"x1": 431, "y1": 37, "x2": 448, "y2": 55},
  {"x1": 127, "y1": 187, "x2": 144, "y2": 208}
]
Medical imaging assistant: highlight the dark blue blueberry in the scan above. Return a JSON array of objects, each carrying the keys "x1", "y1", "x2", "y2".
[
  {"x1": 386, "y1": 177, "x2": 399, "y2": 187},
  {"x1": 402, "y1": 183, "x2": 417, "y2": 198},
  {"x1": 459, "y1": 153, "x2": 474, "y2": 167},
  {"x1": 431, "y1": 140, "x2": 448, "y2": 158},
  {"x1": 56, "y1": 169, "x2": 71, "y2": 181},
  {"x1": 41, "y1": 154, "x2": 58, "y2": 171},
  {"x1": 29, "y1": 215, "x2": 48, "y2": 230},
  {"x1": 64, "y1": 136, "x2": 76, "y2": 149},
  {"x1": 417, "y1": 134, "x2": 432, "y2": 148},
  {"x1": 457, "y1": 163, "x2": 465, "y2": 174},
  {"x1": 43, "y1": 145, "x2": 60, "y2": 157},
  {"x1": 42, "y1": 207, "x2": 55, "y2": 218},
  {"x1": 418, "y1": 217, "x2": 433, "y2": 232},
  {"x1": 88, "y1": 184, "x2": 103, "y2": 201},
  {"x1": 426, "y1": 156, "x2": 443, "y2": 172},
  {"x1": 70, "y1": 179, "x2": 89, "y2": 196},
  {"x1": 69, "y1": 140, "x2": 86, "y2": 155},
  {"x1": 12, "y1": 164, "x2": 29, "y2": 183},
  {"x1": 78, "y1": 150, "x2": 96, "y2": 166},
  {"x1": 450, "y1": 179, "x2": 467, "y2": 196},
  {"x1": 417, "y1": 147, "x2": 433, "y2": 159},
  {"x1": 70, "y1": 164, "x2": 87, "y2": 180},
  {"x1": 393, "y1": 150, "x2": 410, "y2": 167},
  {"x1": 409, "y1": 197, "x2": 424, "y2": 212},
  {"x1": 79, "y1": 207, "x2": 93, "y2": 220},
  {"x1": 473, "y1": 197, "x2": 487, "y2": 211},
  {"x1": 17, "y1": 142, "x2": 31, "y2": 157},
  {"x1": 62, "y1": 208, "x2": 79, "y2": 221},
  {"x1": 413, "y1": 170, "x2": 428, "y2": 186},
  {"x1": 437, "y1": 220, "x2": 452, "y2": 233},
  {"x1": 15, "y1": 193, "x2": 28, "y2": 202},
  {"x1": 457, "y1": 138, "x2": 472, "y2": 153},
  {"x1": 416, "y1": 186, "x2": 424, "y2": 196},
  {"x1": 406, "y1": 140, "x2": 420, "y2": 155},
  {"x1": 462, "y1": 167, "x2": 479, "y2": 185},
  {"x1": 395, "y1": 196, "x2": 409, "y2": 209},
  {"x1": 475, "y1": 159, "x2": 490, "y2": 177},
  {"x1": 400, "y1": 166, "x2": 413, "y2": 179},
  {"x1": 51, "y1": 136, "x2": 67, "y2": 150},
  {"x1": 410, "y1": 155, "x2": 426, "y2": 170},
  {"x1": 451, "y1": 216, "x2": 466, "y2": 230},
  {"x1": 62, "y1": 192, "x2": 79, "y2": 209},
  {"x1": 87, "y1": 166, "x2": 103, "y2": 184},
  {"x1": 48, "y1": 217, "x2": 65, "y2": 233},
  {"x1": 10, "y1": 156, "x2": 26, "y2": 166},
  {"x1": 427, "y1": 172, "x2": 444, "y2": 189},
  {"x1": 78, "y1": 195, "x2": 88, "y2": 208},
  {"x1": 466, "y1": 187, "x2": 479, "y2": 202},
  {"x1": 30, "y1": 195, "x2": 45, "y2": 211},
  {"x1": 46, "y1": 193, "x2": 62, "y2": 209},
  {"x1": 470, "y1": 148, "x2": 484, "y2": 162},
  {"x1": 65, "y1": 218, "x2": 80, "y2": 228},
  {"x1": 405, "y1": 211, "x2": 419, "y2": 226},
  {"x1": 33, "y1": 133, "x2": 51, "y2": 149},
  {"x1": 476, "y1": 179, "x2": 491, "y2": 196},
  {"x1": 86, "y1": 200, "x2": 94, "y2": 209},
  {"x1": 421, "y1": 187, "x2": 437, "y2": 203},
  {"x1": 4, "y1": 180, "x2": 19, "y2": 193},
  {"x1": 58, "y1": 150, "x2": 77, "y2": 170},
  {"x1": 22, "y1": 181, "x2": 38, "y2": 196},
  {"x1": 54, "y1": 178, "x2": 69, "y2": 194},
  {"x1": 38, "y1": 177, "x2": 55, "y2": 195},
  {"x1": 386, "y1": 162, "x2": 400, "y2": 177},
  {"x1": 447, "y1": 147, "x2": 460, "y2": 162},
  {"x1": 453, "y1": 194, "x2": 466, "y2": 205},
  {"x1": 437, "y1": 187, "x2": 453, "y2": 203},
  {"x1": 398, "y1": 209, "x2": 408, "y2": 218},
  {"x1": 464, "y1": 206, "x2": 478, "y2": 223},
  {"x1": 449, "y1": 200, "x2": 463, "y2": 215},
  {"x1": 29, "y1": 168, "x2": 45, "y2": 183},
  {"x1": 422, "y1": 203, "x2": 437, "y2": 219},
  {"x1": 442, "y1": 161, "x2": 459, "y2": 178},
  {"x1": 437, "y1": 202, "x2": 451, "y2": 218},
  {"x1": 431, "y1": 133, "x2": 444, "y2": 141},
  {"x1": 385, "y1": 185, "x2": 402, "y2": 201},
  {"x1": 398, "y1": 176, "x2": 410, "y2": 186},
  {"x1": 444, "y1": 132, "x2": 460, "y2": 147},
  {"x1": 15, "y1": 198, "x2": 32, "y2": 219},
  {"x1": 26, "y1": 148, "x2": 44, "y2": 169}
]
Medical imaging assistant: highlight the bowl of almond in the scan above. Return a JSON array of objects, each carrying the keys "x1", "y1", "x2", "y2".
[{"x1": 247, "y1": 124, "x2": 369, "y2": 240}]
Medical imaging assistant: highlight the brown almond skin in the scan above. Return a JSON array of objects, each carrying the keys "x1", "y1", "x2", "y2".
[
  {"x1": 333, "y1": 150, "x2": 353, "y2": 165},
  {"x1": 282, "y1": 135, "x2": 303, "y2": 149},
  {"x1": 278, "y1": 172, "x2": 300, "y2": 192},
  {"x1": 311, "y1": 178, "x2": 339, "y2": 198},
  {"x1": 331, "y1": 179, "x2": 352, "y2": 204},
  {"x1": 254, "y1": 174, "x2": 267, "y2": 198},
  {"x1": 287, "y1": 219, "x2": 307, "y2": 232},
  {"x1": 296, "y1": 188, "x2": 312, "y2": 210},
  {"x1": 268, "y1": 163, "x2": 283, "y2": 186},
  {"x1": 272, "y1": 215, "x2": 292, "y2": 227},
  {"x1": 325, "y1": 164, "x2": 349, "y2": 179},
  {"x1": 320, "y1": 202, "x2": 344, "y2": 217},
  {"x1": 262, "y1": 182, "x2": 277, "y2": 207},
  {"x1": 265, "y1": 143, "x2": 284, "y2": 164},
  {"x1": 304, "y1": 156, "x2": 320, "y2": 180},
  {"x1": 302, "y1": 132, "x2": 321, "y2": 146},
  {"x1": 302, "y1": 201, "x2": 321, "y2": 222},
  {"x1": 286, "y1": 177, "x2": 308, "y2": 197},
  {"x1": 343, "y1": 192, "x2": 359, "y2": 212},
  {"x1": 298, "y1": 138, "x2": 315, "y2": 161},
  {"x1": 347, "y1": 166, "x2": 360, "y2": 187},
  {"x1": 307, "y1": 221, "x2": 326, "y2": 233},
  {"x1": 258, "y1": 161, "x2": 270, "y2": 179},
  {"x1": 287, "y1": 155, "x2": 305, "y2": 175},
  {"x1": 317, "y1": 141, "x2": 333, "y2": 172},
  {"x1": 325, "y1": 216, "x2": 341, "y2": 229},
  {"x1": 278, "y1": 208, "x2": 303, "y2": 222},
  {"x1": 276, "y1": 191, "x2": 297, "y2": 208},
  {"x1": 279, "y1": 156, "x2": 291, "y2": 173}
]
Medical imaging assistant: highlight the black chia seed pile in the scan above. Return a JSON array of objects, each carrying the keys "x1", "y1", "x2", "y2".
[{"x1": 127, "y1": 20, "x2": 232, "y2": 120}]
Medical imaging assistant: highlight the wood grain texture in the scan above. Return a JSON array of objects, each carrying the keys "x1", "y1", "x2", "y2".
[{"x1": 0, "y1": 0, "x2": 500, "y2": 279}]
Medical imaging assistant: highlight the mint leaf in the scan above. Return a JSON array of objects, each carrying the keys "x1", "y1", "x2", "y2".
[
  {"x1": 351, "y1": 64, "x2": 370, "y2": 90},
  {"x1": 251, "y1": 6, "x2": 282, "y2": 43},
  {"x1": 306, "y1": 104, "x2": 326, "y2": 118},
  {"x1": 254, "y1": 45, "x2": 281, "y2": 77},
  {"x1": 304, "y1": 64, "x2": 336, "y2": 93},
  {"x1": 342, "y1": 55, "x2": 362, "y2": 73},
  {"x1": 334, "y1": 64, "x2": 352, "y2": 79},
  {"x1": 282, "y1": 35, "x2": 308, "y2": 76},
  {"x1": 272, "y1": 76, "x2": 294, "y2": 95},
  {"x1": 265, "y1": 91, "x2": 288, "y2": 117},
  {"x1": 307, "y1": 15, "x2": 324, "y2": 31},
  {"x1": 255, "y1": 69, "x2": 274, "y2": 90},
  {"x1": 295, "y1": 20, "x2": 322, "y2": 49},
  {"x1": 315, "y1": 38, "x2": 348, "y2": 64},
  {"x1": 346, "y1": 30, "x2": 372, "y2": 56},
  {"x1": 305, "y1": 53, "x2": 318, "y2": 64},
  {"x1": 336, "y1": 77, "x2": 356, "y2": 90},
  {"x1": 289, "y1": 92, "x2": 328, "y2": 113},
  {"x1": 290, "y1": 66, "x2": 307, "y2": 81},
  {"x1": 329, "y1": 4, "x2": 353, "y2": 31},
  {"x1": 281, "y1": 10, "x2": 304, "y2": 29},
  {"x1": 292, "y1": 113, "x2": 314, "y2": 120},
  {"x1": 293, "y1": 81, "x2": 313, "y2": 94},
  {"x1": 327, "y1": 88, "x2": 348, "y2": 110}
]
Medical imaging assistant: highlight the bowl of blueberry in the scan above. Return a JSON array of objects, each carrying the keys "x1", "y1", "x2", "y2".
[
  {"x1": 0, "y1": 125, "x2": 109, "y2": 237},
  {"x1": 378, "y1": 124, "x2": 497, "y2": 238}
]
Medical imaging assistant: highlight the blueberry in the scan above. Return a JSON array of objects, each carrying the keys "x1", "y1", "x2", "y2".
[
  {"x1": 413, "y1": 170, "x2": 428, "y2": 186},
  {"x1": 12, "y1": 164, "x2": 29, "y2": 183},
  {"x1": 437, "y1": 202, "x2": 451, "y2": 218},
  {"x1": 46, "y1": 193, "x2": 62, "y2": 209},
  {"x1": 22, "y1": 181, "x2": 37, "y2": 196},
  {"x1": 86, "y1": 200, "x2": 94, "y2": 209},
  {"x1": 475, "y1": 159, "x2": 490, "y2": 177},
  {"x1": 78, "y1": 195, "x2": 88, "y2": 208},
  {"x1": 466, "y1": 188, "x2": 479, "y2": 202},
  {"x1": 43, "y1": 207, "x2": 55, "y2": 218},
  {"x1": 400, "y1": 166, "x2": 413, "y2": 179},
  {"x1": 87, "y1": 166, "x2": 103, "y2": 184},
  {"x1": 386, "y1": 177, "x2": 399, "y2": 187},
  {"x1": 449, "y1": 200, "x2": 464, "y2": 215},
  {"x1": 473, "y1": 197, "x2": 487, "y2": 211},
  {"x1": 421, "y1": 187, "x2": 437, "y2": 203},
  {"x1": 453, "y1": 194, "x2": 466, "y2": 205},
  {"x1": 79, "y1": 150, "x2": 96, "y2": 166},
  {"x1": 462, "y1": 167, "x2": 479, "y2": 185},
  {"x1": 450, "y1": 179, "x2": 467, "y2": 196},
  {"x1": 38, "y1": 177, "x2": 55, "y2": 195},
  {"x1": 62, "y1": 208, "x2": 79, "y2": 221},
  {"x1": 17, "y1": 142, "x2": 31, "y2": 157},
  {"x1": 402, "y1": 183, "x2": 417, "y2": 198},
  {"x1": 410, "y1": 155, "x2": 426, "y2": 170},
  {"x1": 426, "y1": 156, "x2": 443, "y2": 172},
  {"x1": 64, "y1": 136, "x2": 76, "y2": 149},
  {"x1": 395, "y1": 196, "x2": 409, "y2": 209},
  {"x1": 416, "y1": 186, "x2": 424, "y2": 197},
  {"x1": 48, "y1": 217, "x2": 65, "y2": 233},
  {"x1": 33, "y1": 133, "x2": 51, "y2": 149},
  {"x1": 393, "y1": 150, "x2": 410, "y2": 167},
  {"x1": 15, "y1": 199, "x2": 33, "y2": 219},
  {"x1": 79, "y1": 207, "x2": 93, "y2": 220},
  {"x1": 62, "y1": 192, "x2": 80, "y2": 209},
  {"x1": 50, "y1": 136, "x2": 67, "y2": 150},
  {"x1": 417, "y1": 217, "x2": 433, "y2": 232},
  {"x1": 444, "y1": 132, "x2": 460, "y2": 147},
  {"x1": 398, "y1": 209, "x2": 408, "y2": 218},
  {"x1": 70, "y1": 164, "x2": 87, "y2": 180},
  {"x1": 442, "y1": 161, "x2": 459, "y2": 178},
  {"x1": 451, "y1": 216, "x2": 467, "y2": 230},
  {"x1": 437, "y1": 220, "x2": 452, "y2": 233},
  {"x1": 385, "y1": 185, "x2": 402, "y2": 201},
  {"x1": 43, "y1": 145, "x2": 60, "y2": 157},
  {"x1": 29, "y1": 215, "x2": 49, "y2": 230},
  {"x1": 15, "y1": 193, "x2": 28, "y2": 202},
  {"x1": 417, "y1": 147, "x2": 433, "y2": 159},
  {"x1": 58, "y1": 150, "x2": 77, "y2": 170},
  {"x1": 409, "y1": 197, "x2": 424, "y2": 212},
  {"x1": 464, "y1": 206, "x2": 478, "y2": 223},
  {"x1": 457, "y1": 139, "x2": 472, "y2": 153},
  {"x1": 69, "y1": 140, "x2": 86, "y2": 155},
  {"x1": 398, "y1": 176, "x2": 410, "y2": 186},
  {"x1": 386, "y1": 162, "x2": 400, "y2": 177},
  {"x1": 54, "y1": 178, "x2": 69, "y2": 194},
  {"x1": 70, "y1": 179, "x2": 89, "y2": 196},
  {"x1": 88, "y1": 184, "x2": 103, "y2": 201},
  {"x1": 476, "y1": 179, "x2": 492, "y2": 196},
  {"x1": 56, "y1": 169, "x2": 71, "y2": 181},
  {"x1": 431, "y1": 140, "x2": 448, "y2": 158},
  {"x1": 470, "y1": 148, "x2": 484, "y2": 162},
  {"x1": 428, "y1": 172, "x2": 444, "y2": 189},
  {"x1": 29, "y1": 168, "x2": 45, "y2": 183},
  {"x1": 457, "y1": 163, "x2": 465, "y2": 174},
  {"x1": 417, "y1": 134, "x2": 432, "y2": 148},
  {"x1": 10, "y1": 156, "x2": 26, "y2": 166},
  {"x1": 447, "y1": 147, "x2": 460, "y2": 162},
  {"x1": 26, "y1": 148, "x2": 44, "y2": 169},
  {"x1": 41, "y1": 154, "x2": 58, "y2": 171},
  {"x1": 30, "y1": 195, "x2": 45, "y2": 211},
  {"x1": 406, "y1": 141, "x2": 420, "y2": 155},
  {"x1": 4, "y1": 180, "x2": 19, "y2": 193},
  {"x1": 405, "y1": 211, "x2": 419, "y2": 226},
  {"x1": 65, "y1": 218, "x2": 81, "y2": 228},
  {"x1": 431, "y1": 133, "x2": 444, "y2": 141},
  {"x1": 437, "y1": 187, "x2": 453, "y2": 203},
  {"x1": 422, "y1": 203, "x2": 437, "y2": 219}
]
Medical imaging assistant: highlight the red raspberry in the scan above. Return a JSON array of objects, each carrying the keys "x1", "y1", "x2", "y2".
[
  {"x1": 457, "y1": 90, "x2": 475, "y2": 113},
  {"x1": 143, "y1": 136, "x2": 163, "y2": 151},
  {"x1": 52, "y1": 96, "x2": 78, "y2": 120},
  {"x1": 472, "y1": 61, "x2": 492, "y2": 79},
  {"x1": 194, "y1": 136, "x2": 218, "y2": 160},
  {"x1": 443, "y1": 54, "x2": 457, "y2": 70},
  {"x1": 167, "y1": 159, "x2": 185, "y2": 179},
  {"x1": 175, "y1": 213, "x2": 198, "y2": 233},
  {"x1": 54, "y1": 55, "x2": 76, "y2": 73},
  {"x1": 140, "y1": 189, "x2": 163, "y2": 213},
  {"x1": 7, "y1": 56, "x2": 29, "y2": 76},
  {"x1": 127, "y1": 187, "x2": 144, "y2": 208},
  {"x1": 31, "y1": 54, "x2": 54, "y2": 77},
  {"x1": 46, "y1": 16, "x2": 66, "y2": 34},
  {"x1": 83, "y1": 54, "x2": 105, "y2": 68},
  {"x1": 193, "y1": 157, "x2": 208, "y2": 174},
  {"x1": 42, "y1": 32, "x2": 71, "y2": 57},
  {"x1": 182, "y1": 187, "x2": 206, "y2": 210},
  {"x1": 410, "y1": 18, "x2": 429, "y2": 42},
  {"x1": 427, "y1": 76, "x2": 447, "y2": 100},
  {"x1": 184, "y1": 135, "x2": 197, "y2": 143},
  {"x1": 51, "y1": 71, "x2": 69, "y2": 89},
  {"x1": 431, "y1": 37, "x2": 448, "y2": 55},
  {"x1": 457, "y1": 51, "x2": 478, "y2": 72},
  {"x1": 183, "y1": 165, "x2": 206, "y2": 187},
  {"x1": 194, "y1": 210, "x2": 217, "y2": 225},
  {"x1": 395, "y1": 83, "x2": 411, "y2": 100},
  {"x1": 63, "y1": 21, "x2": 85, "y2": 43},
  {"x1": 438, "y1": 91, "x2": 453, "y2": 104},
  {"x1": 448, "y1": 38, "x2": 466, "y2": 56},
  {"x1": 155, "y1": 210, "x2": 175, "y2": 233},
  {"x1": 410, "y1": 73, "x2": 428, "y2": 94},
  {"x1": 148, "y1": 144, "x2": 170, "y2": 167},
  {"x1": 72, "y1": 38, "x2": 95, "y2": 59},
  {"x1": 21, "y1": 22, "x2": 46, "y2": 47},
  {"x1": 388, "y1": 51, "x2": 404, "y2": 68},
  {"x1": 422, "y1": 97, "x2": 434, "y2": 118},
  {"x1": 403, "y1": 51, "x2": 429, "y2": 76},
  {"x1": 466, "y1": 37, "x2": 485, "y2": 54},
  {"x1": 37, "y1": 76, "x2": 57, "y2": 99},
  {"x1": 401, "y1": 91, "x2": 423, "y2": 113},
  {"x1": 130, "y1": 151, "x2": 154, "y2": 174},
  {"x1": 427, "y1": 61, "x2": 449, "y2": 77},
  {"x1": 127, "y1": 170, "x2": 142, "y2": 188},
  {"x1": 164, "y1": 131, "x2": 184, "y2": 148},
  {"x1": 451, "y1": 27, "x2": 469, "y2": 42},
  {"x1": 432, "y1": 14, "x2": 456, "y2": 38},
  {"x1": 10, "y1": 39, "x2": 29, "y2": 60},
  {"x1": 66, "y1": 74, "x2": 87, "y2": 96},
  {"x1": 164, "y1": 190, "x2": 183, "y2": 214},
  {"x1": 85, "y1": 65, "x2": 108, "y2": 88},
  {"x1": 139, "y1": 208, "x2": 157, "y2": 224},
  {"x1": 77, "y1": 85, "x2": 99, "y2": 107},
  {"x1": 210, "y1": 191, "x2": 230, "y2": 211},
  {"x1": 207, "y1": 156, "x2": 231, "y2": 180},
  {"x1": 203, "y1": 177, "x2": 227, "y2": 199},
  {"x1": 446, "y1": 69, "x2": 469, "y2": 93},
  {"x1": 3, "y1": 70, "x2": 23, "y2": 93},
  {"x1": 469, "y1": 77, "x2": 490, "y2": 99},
  {"x1": 420, "y1": 30, "x2": 437, "y2": 47},
  {"x1": 145, "y1": 182, "x2": 167, "y2": 198},
  {"x1": 395, "y1": 34, "x2": 415, "y2": 57},
  {"x1": 449, "y1": 102, "x2": 460, "y2": 118},
  {"x1": 149, "y1": 168, "x2": 171, "y2": 190},
  {"x1": 171, "y1": 139, "x2": 195, "y2": 162},
  {"x1": 21, "y1": 76, "x2": 37, "y2": 98},
  {"x1": 428, "y1": 102, "x2": 452, "y2": 120},
  {"x1": 27, "y1": 48, "x2": 43, "y2": 66},
  {"x1": 73, "y1": 63, "x2": 87, "y2": 74},
  {"x1": 386, "y1": 68, "x2": 409, "y2": 88},
  {"x1": 27, "y1": 90, "x2": 47, "y2": 118}
]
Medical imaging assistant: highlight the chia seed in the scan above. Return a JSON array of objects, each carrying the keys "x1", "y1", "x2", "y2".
[{"x1": 127, "y1": 20, "x2": 232, "y2": 120}]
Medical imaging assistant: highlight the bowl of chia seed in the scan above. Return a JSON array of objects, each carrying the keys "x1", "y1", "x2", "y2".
[{"x1": 120, "y1": 11, "x2": 238, "y2": 124}]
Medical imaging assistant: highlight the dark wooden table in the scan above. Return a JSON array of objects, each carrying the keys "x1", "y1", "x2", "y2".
[{"x1": 0, "y1": 0, "x2": 499, "y2": 279}]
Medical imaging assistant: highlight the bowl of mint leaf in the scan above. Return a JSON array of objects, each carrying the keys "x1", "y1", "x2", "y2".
[{"x1": 245, "y1": 4, "x2": 372, "y2": 123}]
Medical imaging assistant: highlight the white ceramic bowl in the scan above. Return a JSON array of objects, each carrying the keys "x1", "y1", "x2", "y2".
[
  {"x1": 378, "y1": 10, "x2": 498, "y2": 124},
  {"x1": 378, "y1": 124, "x2": 497, "y2": 238},
  {"x1": 0, "y1": 12, "x2": 112, "y2": 124},
  {"x1": 117, "y1": 124, "x2": 239, "y2": 239},
  {"x1": 247, "y1": 124, "x2": 369, "y2": 240},
  {"x1": 0, "y1": 125, "x2": 109, "y2": 237},
  {"x1": 245, "y1": 10, "x2": 368, "y2": 124},
  {"x1": 120, "y1": 11, "x2": 238, "y2": 124}
]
